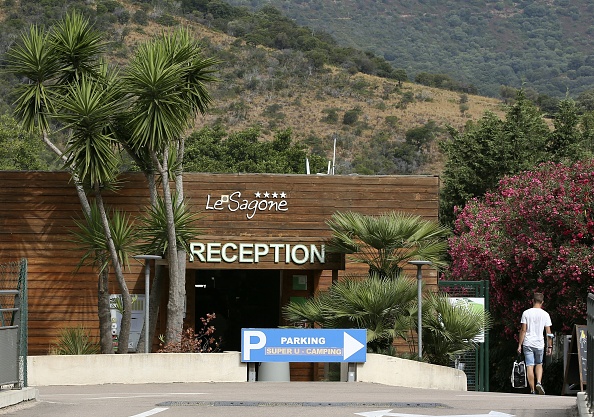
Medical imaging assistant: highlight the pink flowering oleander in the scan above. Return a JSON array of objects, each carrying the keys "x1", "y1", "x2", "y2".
[{"x1": 446, "y1": 160, "x2": 594, "y2": 337}]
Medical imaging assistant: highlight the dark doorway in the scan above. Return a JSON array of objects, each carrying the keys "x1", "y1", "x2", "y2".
[{"x1": 194, "y1": 269, "x2": 281, "y2": 351}]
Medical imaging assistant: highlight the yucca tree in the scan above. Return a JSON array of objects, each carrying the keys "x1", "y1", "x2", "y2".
[
  {"x1": 284, "y1": 273, "x2": 418, "y2": 353},
  {"x1": 56, "y1": 70, "x2": 135, "y2": 352},
  {"x1": 71, "y1": 203, "x2": 138, "y2": 353},
  {"x1": 7, "y1": 12, "x2": 136, "y2": 353},
  {"x1": 9, "y1": 14, "x2": 218, "y2": 348},
  {"x1": 6, "y1": 11, "x2": 105, "y2": 213},
  {"x1": 123, "y1": 28, "x2": 218, "y2": 343},
  {"x1": 134, "y1": 193, "x2": 201, "y2": 351},
  {"x1": 422, "y1": 292, "x2": 492, "y2": 365},
  {"x1": 326, "y1": 211, "x2": 451, "y2": 278}
]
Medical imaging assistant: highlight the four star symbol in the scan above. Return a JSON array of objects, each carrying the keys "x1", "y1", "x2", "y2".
[{"x1": 253, "y1": 191, "x2": 287, "y2": 198}]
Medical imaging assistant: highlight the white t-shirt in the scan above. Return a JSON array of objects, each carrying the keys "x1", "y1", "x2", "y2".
[{"x1": 520, "y1": 307, "x2": 552, "y2": 348}]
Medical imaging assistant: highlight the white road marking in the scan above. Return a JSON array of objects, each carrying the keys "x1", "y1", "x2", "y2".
[
  {"x1": 43, "y1": 392, "x2": 206, "y2": 397},
  {"x1": 85, "y1": 394, "x2": 202, "y2": 400},
  {"x1": 355, "y1": 411, "x2": 515, "y2": 417},
  {"x1": 129, "y1": 407, "x2": 169, "y2": 417}
]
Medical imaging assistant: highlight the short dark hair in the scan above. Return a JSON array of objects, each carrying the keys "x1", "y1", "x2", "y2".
[{"x1": 533, "y1": 292, "x2": 544, "y2": 303}]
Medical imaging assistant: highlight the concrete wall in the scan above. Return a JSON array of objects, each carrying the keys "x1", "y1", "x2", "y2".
[
  {"x1": 356, "y1": 353, "x2": 467, "y2": 391},
  {"x1": 28, "y1": 352, "x2": 246, "y2": 386},
  {"x1": 27, "y1": 352, "x2": 466, "y2": 391}
]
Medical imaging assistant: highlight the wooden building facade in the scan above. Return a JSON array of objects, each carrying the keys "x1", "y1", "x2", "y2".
[{"x1": 0, "y1": 171, "x2": 440, "y2": 379}]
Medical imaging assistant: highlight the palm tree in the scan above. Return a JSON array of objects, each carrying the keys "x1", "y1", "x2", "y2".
[
  {"x1": 326, "y1": 211, "x2": 451, "y2": 278},
  {"x1": 123, "y1": 28, "x2": 218, "y2": 343},
  {"x1": 134, "y1": 194, "x2": 202, "y2": 350},
  {"x1": 71, "y1": 203, "x2": 138, "y2": 353},
  {"x1": 284, "y1": 273, "x2": 418, "y2": 353},
  {"x1": 56, "y1": 71, "x2": 135, "y2": 352},
  {"x1": 7, "y1": 12, "x2": 135, "y2": 353},
  {"x1": 6, "y1": 12, "x2": 104, "y2": 213},
  {"x1": 422, "y1": 292, "x2": 491, "y2": 365}
]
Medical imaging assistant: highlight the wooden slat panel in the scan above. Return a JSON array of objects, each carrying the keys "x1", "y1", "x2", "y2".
[{"x1": 0, "y1": 171, "x2": 439, "y2": 357}]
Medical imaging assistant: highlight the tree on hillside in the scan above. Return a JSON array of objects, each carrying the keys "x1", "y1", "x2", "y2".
[
  {"x1": 446, "y1": 160, "x2": 594, "y2": 390},
  {"x1": 0, "y1": 115, "x2": 51, "y2": 170},
  {"x1": 439, "y1": 91, "x2": 550, "y2": 226},
  {"x1": 184, "y1": 126, "x2": 327, "y2": 173},
  {"x1": 440, "y1": 92, "x2": 594, "y2": 227},
  {"x1": 547, "y1": 99, "x2": 594, "y2": 162}
]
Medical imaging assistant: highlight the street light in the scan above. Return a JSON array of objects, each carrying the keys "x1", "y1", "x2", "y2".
[
  {"x1": 133, "y1": 254, "x2": 162, "y2": 353},
  {"x1": 408, "y1": 260, "x2": 432, "y2": 359}
]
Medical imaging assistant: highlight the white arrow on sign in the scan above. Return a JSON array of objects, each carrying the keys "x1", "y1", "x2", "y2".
[
  {"x1": 355, "y1": 411, "x2": 515, "y2": 417},
  {"x1": 343, "y1": 332, "x2": 365, "y2": 360}
]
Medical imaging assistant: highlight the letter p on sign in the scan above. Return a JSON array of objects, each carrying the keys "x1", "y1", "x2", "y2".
[{"x1": 243, "y1": 330, "x2": 266, "y2": 361}]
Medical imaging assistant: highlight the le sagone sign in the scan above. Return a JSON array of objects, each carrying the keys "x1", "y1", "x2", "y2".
[
  {"x1": 205, "y1": 190, "x2": 288, "y2": 220},
  {"x1": 197, "y1": 188, "x2": 342, "y2": 268}
]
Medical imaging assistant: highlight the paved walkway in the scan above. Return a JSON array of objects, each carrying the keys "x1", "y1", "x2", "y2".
[{"x1": 0, "y1": 382, "x2": 584, "y2": 417}]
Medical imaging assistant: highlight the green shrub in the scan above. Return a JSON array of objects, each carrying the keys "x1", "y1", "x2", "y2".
[
  {"x1": 50, "y1": 326, "x2": 100, "y2": 355},
  {"x1": 154, "y1": 14, "x2": 177, "y2": 27},
  {"x1": 342, "y1": 107, "x2": 361, "y2": 125}
]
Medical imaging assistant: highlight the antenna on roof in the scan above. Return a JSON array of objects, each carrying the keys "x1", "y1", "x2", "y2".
[{"x1": 331, "y1": 135, "x2": 337, "y2": 175}]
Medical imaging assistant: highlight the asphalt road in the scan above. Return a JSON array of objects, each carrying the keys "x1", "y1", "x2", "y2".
[{"x1": 0, "y1": 382, "x2": 578, "y2": 417}]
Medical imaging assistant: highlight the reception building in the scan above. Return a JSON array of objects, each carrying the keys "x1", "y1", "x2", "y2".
[{"x1": 0, "y1": 171, "x2": 440, "y2": 380}]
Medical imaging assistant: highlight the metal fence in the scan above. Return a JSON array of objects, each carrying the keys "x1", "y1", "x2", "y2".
[
  {"x1": 586, "y1": 293, "x2": 594, "y2": 409},
  {"x1": 0, "y1": 259, "x2": 28, "y2": 388},
  {"x1": 438, "y1": 280, "x2": 489, "y2": 392}
]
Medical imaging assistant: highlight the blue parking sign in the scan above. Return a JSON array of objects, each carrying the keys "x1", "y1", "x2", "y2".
[{"x1": 241, "y1": 328, "x2": 367, "y2": 363}]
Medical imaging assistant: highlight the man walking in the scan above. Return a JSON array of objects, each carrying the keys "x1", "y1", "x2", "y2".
[{"x1": 517, "y1": 292, "x2": 553, "y2": 394}]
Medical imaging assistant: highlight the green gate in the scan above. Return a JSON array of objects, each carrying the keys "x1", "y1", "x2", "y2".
[
  {"x1": 0, "y1": 259, "x2": 28, "y2": 388},
  {"x1": 439, "y1": 280, "x2": 489, "y2": 392}
]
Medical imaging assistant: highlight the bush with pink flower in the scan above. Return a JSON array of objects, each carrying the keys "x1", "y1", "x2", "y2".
[{"x1": 447, "y1": 160, "x2": 594, "y2": 338}]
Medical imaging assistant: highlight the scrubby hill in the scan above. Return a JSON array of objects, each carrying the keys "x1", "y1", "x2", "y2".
[
  {"x1": 0, "y1": 0, "x2": 504, "y2": 175},
  {"x1": 222, "y1": 0, "x2": 594, "y2": 99}
]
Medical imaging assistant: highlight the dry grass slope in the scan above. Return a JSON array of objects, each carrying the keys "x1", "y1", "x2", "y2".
[{"x1": 4, "y1": 6, "x2": 506, "y2": 174}]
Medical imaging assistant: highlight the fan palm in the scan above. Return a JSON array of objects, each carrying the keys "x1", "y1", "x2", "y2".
[
  {"x1": 422, "y1": 292, "x2": 492, "y2": 365},
  {"x1": 284, "y1": 273, "x2": 418, "y2": 353},
  {"x1": 326, "y1": 211, "x2": 451, "y2": 278}
]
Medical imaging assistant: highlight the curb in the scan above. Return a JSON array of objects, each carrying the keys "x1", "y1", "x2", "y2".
[
  {"x1": 577, "y1": 392, "x2": 591, "y2": 417},
  {"x1": 0, "y1": 387, "x2": 38, "y2": 410}
]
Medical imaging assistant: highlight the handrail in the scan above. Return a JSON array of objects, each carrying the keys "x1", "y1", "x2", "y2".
[{"x1": 586, "y1": 293, "x2": 594, "y2": 411}]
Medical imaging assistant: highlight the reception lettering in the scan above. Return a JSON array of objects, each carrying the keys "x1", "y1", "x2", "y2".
[{"x1": 189, "y1": 242, "x2": 325, "y2": 265}]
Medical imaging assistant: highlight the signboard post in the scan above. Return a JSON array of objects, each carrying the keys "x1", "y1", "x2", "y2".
[
  {"x1": 241, "y1": 328, "x2": 367, "y2": 382},
  {"x1": 562, "y1": 324, "x2": 587, "y2": 395}
]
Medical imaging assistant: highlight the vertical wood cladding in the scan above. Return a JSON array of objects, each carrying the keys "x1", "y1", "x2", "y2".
[{"x1": 0, "y1": 172, "x2": 439, "y2": 355}]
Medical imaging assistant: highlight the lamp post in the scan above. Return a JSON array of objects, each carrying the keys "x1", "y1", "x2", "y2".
[
  {"x1": 133, "y1": 254, "x2": 162, "y2": 353},
  {"x1": 408, "y1": 260, "x2": 432, "y2": 359}
]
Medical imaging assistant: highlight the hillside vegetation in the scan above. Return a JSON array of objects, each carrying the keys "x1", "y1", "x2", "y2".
[
  {"x1": 223, "y1": 0, "x2": 594, "y2": 99},
  {"x1": 0, "y1": 0, "x2": 504, "y2": 175}
]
